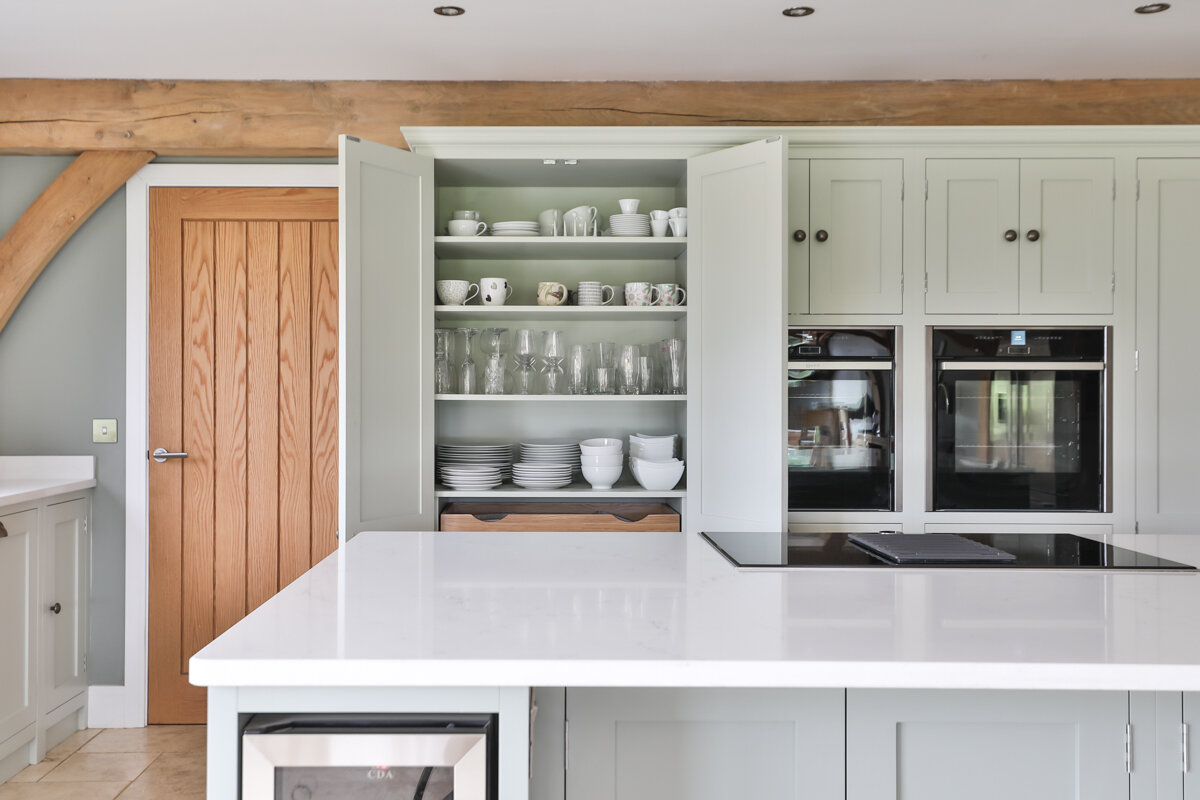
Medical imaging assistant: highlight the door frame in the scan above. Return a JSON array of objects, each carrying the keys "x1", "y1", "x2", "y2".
[{"x1": 110, "y1": 164, "x2": 338, "y2": 728}]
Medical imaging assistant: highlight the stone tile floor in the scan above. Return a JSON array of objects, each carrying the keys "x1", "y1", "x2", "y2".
[{"x1": 1, "y1": 726, "x2": 205, "y2": 799}]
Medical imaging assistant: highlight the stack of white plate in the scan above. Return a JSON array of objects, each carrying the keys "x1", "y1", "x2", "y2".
[
  {"x1": 440, "y1": 464, "x2": 503, "y2": 490},
  {"x1": 630, "y1": 433, "x2": 677, "y2": 461},
  {"x1": 436, "y1": 443, "x2": 513, "y2": 484},
  {"x1": 519, "y1": 439, "x2": 582, "y2": 478},
  {"x1": 511, "y1": 462, "x2": 574, "y2": 489},
  {"x1": 491, "y1": 221, "x2": 540, "y2": 237},
  {"x1": 608, "y1": 214, "x2": 650, "y2": 236}
]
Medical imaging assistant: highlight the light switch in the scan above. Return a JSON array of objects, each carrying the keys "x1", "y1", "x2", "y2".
[{"x1": 92, "y1": 419, "x2": 118, "y2": 443}]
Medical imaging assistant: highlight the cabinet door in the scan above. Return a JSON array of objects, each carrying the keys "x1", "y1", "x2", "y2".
[
  {"x1": 566, "y1": 688, "x2": 844, "y2": 800},
  {"x1": 1019, "y1": 159, "x2": 1115, "y2": 314},
  {"x1": 847, "y1": 689, "x2": 1130, "y2": 800},
  {"x1": 787, "y1": 158, "x2": 810, "y2": 315},
  {"x1": 0, "y1": 509, "x2": 37, "y2": 745},
  {"x1": 39, "y1": 498, "x2": 87, "y2": 712},
  {"x1": 1186, "y1": 693, "x2": 1200, "y2": 799},
  {"x1": 809, "y1": 159, "x2": 904, "y2": 314},
  {"x1": 340, "y1": 135, "x2": 436, "y2": 539},
  {"x1": 925, "y1": 159, "x2": 1021, "y2": 314},
  {"x1": 1135, "y1": 159, "x2": 1200, "y2": 534},
  {"x1": 687, "y1": 136, "x2": 787, "y2": 533}
]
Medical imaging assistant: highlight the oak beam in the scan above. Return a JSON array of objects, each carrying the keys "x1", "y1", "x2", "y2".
[
  {"x1": 0, "y1": 149, "x2": 154, "y2": 332},
  {"x1": 5, "y1": 78, "x2": 1200, "y2": 156}
]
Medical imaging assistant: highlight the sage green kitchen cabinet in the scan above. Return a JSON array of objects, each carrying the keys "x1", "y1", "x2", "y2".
[
  {"x1": 846, "y1": 689, "x2": 1131, "y2": 800},
  {"x1": 925, "y1": 158, "x2": 1114, "y2": 314},
  {"x1": 38, "y1": 498, "x2": 88, "y2": 720},
  {"x1": 790, "y1": 158, "x2": 904, "y2": 315},
  {"x1": 565, "y1": 688, "x2": 845, "y2": 800},
  {"x1": 0, "y1": 508, "x2": 38, "y2": 781},
  {"x1": 1185, "y1": 693, "x2": 1200, "y2": 798},
  {"x1": 1135, "y1": 159, "x2": 1200, "y2": 535}
]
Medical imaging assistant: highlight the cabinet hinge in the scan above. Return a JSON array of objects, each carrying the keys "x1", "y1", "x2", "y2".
[
  {"x1": 900, "y1": 273, "x2": 904, "y2": 291},
  {"x1": 1126, "y1": 723, "x2": 1133, "y2": 774},
  {"x1": 82, "y1": 654, "x2": 87, "y2": 670},
  {"x1": 1183, "y1": 722, "x2": 1191, "y2": 773},
  {"x1": 1113, "y1": 179, "x2": 1117, "y2": 201},
  {"x1": 564, "y1": 718, "x2": 569, "y2": 771},
  {"x1": 924, "y1": 179, "x2": 928, "y2": 201},
  {"x1": 1135, "y1": 521, "x2": 1140, "y2": 534},
  {"x1": 901, "y1": 180, "x2": 905, "y2": 201},
  {"x1": 923, "y1": 274, "x2": 929, "y2": 294},
  {"x1": 1134, "y1": 349, "x2": 1140, "y2": 373},
  {"x1": 1111, "y1": 273, "x2": 1116, "y2": 293},
  {"x1": 1136, "y1": 179, "x2": 1141, "y2": 201}
]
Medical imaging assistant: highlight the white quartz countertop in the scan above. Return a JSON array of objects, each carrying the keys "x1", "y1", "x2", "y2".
[
  {"x1": 190, "y1": 530, "x2": 1200, "y2": 692},
  {"x1": 0, "y1": 456, "x2": 97, "y2": 508}
]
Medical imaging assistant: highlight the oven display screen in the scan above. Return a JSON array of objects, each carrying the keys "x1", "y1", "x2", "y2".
[{"x1": 276, "y1": 766, "x2": 454, "y2": 799}]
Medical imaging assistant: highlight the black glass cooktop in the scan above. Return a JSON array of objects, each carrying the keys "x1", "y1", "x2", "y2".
[{"x1": 700, "y1": 531, "x2": 1198, "y2": 571}]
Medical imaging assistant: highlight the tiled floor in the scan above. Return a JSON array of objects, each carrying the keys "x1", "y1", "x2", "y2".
[{"x1": 1, "y1": 726, "x2": 205, "y2": 799}]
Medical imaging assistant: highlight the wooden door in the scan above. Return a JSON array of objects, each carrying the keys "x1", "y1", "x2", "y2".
[
  {"x1": 148, "y1": 186, "x2": 338, "y2": 723},
  {"x1": 808, "y1": 159, "x2": 904, "y2": 314},
  {"x1": 925, "y1": 158, "x2": 1021, "y2": 314}
]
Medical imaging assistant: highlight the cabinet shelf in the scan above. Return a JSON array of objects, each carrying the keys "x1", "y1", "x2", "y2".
[
  {"x1": 435, "y1": 305, "x2": 688, "y2": 322},
  {"x1": 435, "y1": 479, "x2": 686, "y2": 499},
  {"x1": 434, "y1": 236, "x2": 687, "y2": 260},
  {"x1": 436, "y1": 394, "x2": 688, "y2": 402}
]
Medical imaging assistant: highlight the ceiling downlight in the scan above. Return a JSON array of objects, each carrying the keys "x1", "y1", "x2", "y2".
[
  {"x1": 782, "y1": 6, "x2": 815, "y2": 16},
  {"x1": 1134, "y1": 2, "x2": 1170, "y2": 12},
  {"x1": 433, "y1": 5, "x2": 465, "y2": 16}
]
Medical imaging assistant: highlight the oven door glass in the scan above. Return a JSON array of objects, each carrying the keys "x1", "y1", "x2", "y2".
[
  {"x1": 933, "y1": 368, "x2": 1104, "y2": 510},
  {"x1": 787, "y1": 366, "x2": 895, "y2": 510}
]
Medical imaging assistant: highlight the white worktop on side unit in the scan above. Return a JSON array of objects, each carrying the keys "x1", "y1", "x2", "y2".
[
  {"x1": 0, "y1": 456, "x2": 97, "y2": 507},
  {"x1": 189, "y1": 529, "x2": 1200, "y2": 692}
]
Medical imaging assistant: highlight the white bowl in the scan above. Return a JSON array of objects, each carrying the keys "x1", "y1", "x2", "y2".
[
  {"x1": 581, "y1": 453, "x2": 623, "y2": 467},
  {"x1": 580, "y1": 437, "x2": 623, "y2": 454},
  {"x1": 631, "y1": 459, "x2": 684, "y2": 491},
  {"x1": 631, "y1": 445, "x2": 675, "y2": 461},
  {"x1": 582, "y1": 463, "x2": 623, "y2": 490}
]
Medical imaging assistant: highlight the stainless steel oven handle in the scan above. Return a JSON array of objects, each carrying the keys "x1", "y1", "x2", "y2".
[
  {"x1": 788, "y1": 361, "x2": 893, "y2": 371},
  {"x1": 938, "y1": 361, "x2": 1105, "y2": 371}
]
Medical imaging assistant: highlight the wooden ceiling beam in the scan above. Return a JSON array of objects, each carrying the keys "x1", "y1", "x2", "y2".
[
  {"x1": 4, "y1": 78, "x2": 1200, "y2": 156},
  {"x1": 0, "y1": 149, "x2": 154, "y2": 333}
]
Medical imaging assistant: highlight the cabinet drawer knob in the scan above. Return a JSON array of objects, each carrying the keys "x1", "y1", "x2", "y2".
[
  {"x1": 814, "y1": 229, "x2": 829, "y2": 242},
  {"x1": 1004, "y1": 229, "x2": 1018, "y2": 242},
  {"x1": 792, "y1": 229, "x2": 807, "y2": 243},
  {"x1": 1026, "y1": 229, "x2": 1041, "y2": 242},
  {"x1": 0, "y1": 521, "x2": 7, "y2": 538},
  {"x1": 49, "y1": 602, "x2": 62, "y2": 615}
]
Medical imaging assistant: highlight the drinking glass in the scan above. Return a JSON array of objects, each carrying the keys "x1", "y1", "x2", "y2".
[
  {"x1": 433, "y1": 328, "x2": 454, "y2": 394},
  {"x1": 541, "y1": 330, "x2": 567, "y2": 394},
  {"x1": 637, "y1": 354, "x2": 656, "y2": 395},
  {"x1": 481, "y1": 328, "x2": 508, "y2": 395},
  {"x1": 457, "y1": 328, "x2": 478, "y2": 395},
  {"x1": 594, "y1": 341, "x2": 618, "y2": 370},
  {"x1": 593, "y1": 366, "x2": 615, "y2": 395},
  {"x1": 663, "y1": 338, "x2": 686, "y2": 395},
  {"x1": 567, "y1": 344, "x2": 592, "y2": 395},
  {"x1": 618, "y1": 344, "x2": 642, "y2": 395},
  {"x1": 512, "y1": 328, "x2": 539, "y2": 395}
]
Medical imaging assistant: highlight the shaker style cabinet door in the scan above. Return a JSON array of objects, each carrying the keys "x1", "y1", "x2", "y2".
[
  {"x1": 565, "y1": 689, "x2": 845, "y2": 800},
  {"x1": 1135, "y1": 159, "x2": 1200, "y2": 535},
  {"x1": 787, "y1": 158, "x2": 810, "y2": 315},
  {"x1": 0, "y1": 509, "x2": 38, "y2": 747},
  {"x1": 847, "y1": 689, "x2": 1130, "y2": 800},
  {"x1": 687, "y1": 136, "x2": 788, "y2": 533},
  {"x1": 1019, "y1": 158, "x2": 1114, "y2": 314},
  {"x1": 39, "y1": 498, "x2": 87, "y2": 713},
  {"x1": 925, "y1": 159, "x2": 1021, "y2": 314},
  {"x1": 808, "y1": 159, "x2": 904, "y2": 314},
  {"x1": 339, "y1": 135, "x2": 436, "y2": 538}
]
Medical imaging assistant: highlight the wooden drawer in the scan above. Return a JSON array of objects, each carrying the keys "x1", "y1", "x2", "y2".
[{"x1": 439, "y1": 502, "x2": 680, "y2": 532}]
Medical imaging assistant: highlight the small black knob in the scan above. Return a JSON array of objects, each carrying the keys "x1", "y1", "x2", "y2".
[
  {"x1": 814, "y1": 229, "x2": 829, "y2": 242},
  {"x1": 792, "y1": 229, "x2": 807, "y2": 243},
  {"x1": 1004, "y1": 229, "x2": 1018, "y2": 242},
  {"x1": 1026, "y1": 229, "x2": 1041, "y2": 242},
  {"x1": 50, "y1": 603, "x2": 61, "y2": 615}
]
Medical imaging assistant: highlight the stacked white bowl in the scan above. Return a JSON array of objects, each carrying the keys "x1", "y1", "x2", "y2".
[
  {"x1": 629, "y1": 433, "x2": 685, "y2": 491},
  {"x1": 579, "y1": 437, "x2": 624, "y2": 490}
]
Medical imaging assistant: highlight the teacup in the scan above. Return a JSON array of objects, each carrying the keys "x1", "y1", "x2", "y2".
[
  {"x1": 480, "y1": 277, "x2": 513, "y2": 306},
  {"x1": 668, "y1": 207, "x2": 688, "y2": 219},
  {"x1": 436, "y1": 279, "x2": 479, "y2": 305},
  {"x1": 653, "y1": 283, "x2": 687, "y2": 306},
  {"x1": 648, "y1": 209, "x2": 670, "y2": 220},
  {"x1": 618, "y1": 198, "x2": 640, "y2": 214},
  {"x1": 448, "y1": 219, "x2": 488, "y2": 236},
  {"x1": 538, "y1": 209, "x2": 561, "y2": 237},
  {"x1": 624, "y1": 282, "x2": 660, "y2": 307},
  {"x1": 668, "y1": 218, "x2": 687, "y2": 237},
  {"x1": 537, "y1": 281, "x2": 568, "y2": 306},
  {"x1": 650, "y1": 219, "x2": 670, "y2": 238},
  {"x1": 452, "y1": 210, "x2": 481, "y2": 221}
]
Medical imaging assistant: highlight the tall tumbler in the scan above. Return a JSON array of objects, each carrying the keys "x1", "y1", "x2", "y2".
[
  {"x1": 618, "y1": 344, "x2": 642, "y2": 395},
  {"x1": 567, "y1": 344, "x2": 592, "y2": 395},
  {"x1": 663, "y1": 338, "x2": 686, "y2": 395}
]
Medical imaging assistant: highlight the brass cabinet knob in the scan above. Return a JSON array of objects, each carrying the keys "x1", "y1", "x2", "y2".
[
  {"x1": 1026, "y1": 229, "x2": 1041, "y2": 242},
  {"x1": 1004, "y1": 229, "x2": 1018, "y2": 242},
  {"x1": 814, "y1": 229, "x2": 829, "y2": 242},
  {"x1": 793, "y1": 229, "x2": 807, "y2": 243}
]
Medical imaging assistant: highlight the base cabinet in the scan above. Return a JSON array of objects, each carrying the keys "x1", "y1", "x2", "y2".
[
  {"x1": 0, "y1": 509, "x2": 38, "y2": 773},
  {"x1": 565, "y1": 688, "x2": 844, "y2": 800},
  {"x1": 847, "y1": 689, "x2": 1130, "y2": 800}
]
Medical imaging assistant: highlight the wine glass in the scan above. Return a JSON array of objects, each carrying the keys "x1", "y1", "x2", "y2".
[
  {"x1": 482, "y1": 328, "x2": 508, "y2": 395},
  {"x1": 457, "y1": 328, "x2": 478, "y2": 395},
  {"x1": 541, "y1": 330, "x2": 566, "y2": 395},
  {"x1": 512, "y1": 328, "x2": 539, "y2": 395}
]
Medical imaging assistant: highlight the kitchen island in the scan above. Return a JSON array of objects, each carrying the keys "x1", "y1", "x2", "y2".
[{"x1": 190, "y1": 530, "x2": 1200, "y2": 799}]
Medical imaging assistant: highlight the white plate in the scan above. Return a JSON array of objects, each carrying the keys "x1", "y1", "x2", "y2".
[
  {"x1": 491, "y1": 230, "x2": 539, "y2": 237},
  {"x1": 512, "y1": 480, "x2": 573, "y2": 489}
]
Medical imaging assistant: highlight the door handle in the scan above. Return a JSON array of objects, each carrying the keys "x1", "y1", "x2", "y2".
[
  {"x1": 49, "y1": 602, "x2": 62, "y2": 615},
  {"x1": 151, "y1": 448, "x2": 189, "y2": 463}
]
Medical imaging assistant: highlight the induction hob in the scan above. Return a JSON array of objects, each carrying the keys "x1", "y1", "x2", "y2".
[{"x1": 700, "y1": 531, "x2": 1198, "y2": 571}]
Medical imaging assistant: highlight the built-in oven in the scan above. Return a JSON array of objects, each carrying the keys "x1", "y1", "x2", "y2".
[
  {"x1": 787, "y1": 327, "x2": 897, "y2": 511},
  {"x1": 930, "y1": 327, "x2": 1110, "y2": 512},
  {"x1": 241, "y1": 713, "x2": 497, "y2": 800}
]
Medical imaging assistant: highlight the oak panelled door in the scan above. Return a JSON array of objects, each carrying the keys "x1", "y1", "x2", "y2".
[{"x1": 148, "y1": 187, "x2": 338, "y2": 723}]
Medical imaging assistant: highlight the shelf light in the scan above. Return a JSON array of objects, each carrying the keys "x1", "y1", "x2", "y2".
[
  {"x1": 1134, "y1": 3, "x2": 1169, "y2": 12},
  {"x1": 433, "y1": 5, "x2": 465, "y2": 16},
  {"x1": 782, "y1": 6, "x2": 815, "y2": 17}
]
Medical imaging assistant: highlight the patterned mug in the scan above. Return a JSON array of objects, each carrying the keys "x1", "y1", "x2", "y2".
[
  {"x1": 624, "y1": 282, "x2": 661, "y2": 307},
  {"x1": 653, "y1": 283, "x2": 687, "y2": 306}
]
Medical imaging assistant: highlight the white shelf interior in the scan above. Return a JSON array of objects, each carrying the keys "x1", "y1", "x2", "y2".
[
  {"x1": 434, "y1": 305, "x2": 688, "y2": 322},
  {"x1": 436, "y1": 394, "x2": 687, "y2": 402},
  {"x1": 434, "y1": 236, "x2": 687, "y2": 260}
]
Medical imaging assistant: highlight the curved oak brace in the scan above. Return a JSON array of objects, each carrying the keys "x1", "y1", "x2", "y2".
[{"x1": 0, "y1": 149, "x2": 154, "y2": 334}]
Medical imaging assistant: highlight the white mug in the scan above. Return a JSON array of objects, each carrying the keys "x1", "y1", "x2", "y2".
[
  {"x1": 449, "y1": 219, "x2": 488, "y2": 236},
  {"x1": 564, "y1": 205, "x2": 598, "y2": 237},
  {"x1": 653, "y1": 283, "x2": 687, "y2": 306},
  {"x1": 618, "y1": 198, "x2": 640, "y2": 214},
  {"x1": 538, "y1": 208, "x2": 561, "y2": 237},
  {"x1": 452, "y1": 210, "x2": 481, "y2": 221},
  {"x1": 480, "y1": 277, "x2": 513, "y2": 306},
  {"x1": 435, "y1": 279, "x2": 479, "y2": 305},
  {"x1": 650, "y1": 219, "x2": 670, "y2": 238},
  {"x1": 648, "y1": 209, "x2": 670, "y2": 220},
  {"x1": 668, "y1": 207, "x2": 688, "y2": 219},
  {"x1": 577, "y1": 282, "x2": 615, "y2": 306},
  {"x1": 668, "y1": 217, "x2": 687, "y2": 237}
]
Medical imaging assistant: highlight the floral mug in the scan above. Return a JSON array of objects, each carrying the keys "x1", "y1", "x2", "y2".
[{"x1": 624, "y1": 282, "x2": 661, "y2": 307}]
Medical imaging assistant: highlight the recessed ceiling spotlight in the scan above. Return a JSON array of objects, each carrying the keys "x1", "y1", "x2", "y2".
[
  {"x1": 434, "y1": 5, "x2": 465, "y2": 16},
  {"x1": 782, "y1": 6, "x2": 815, "y2": 16},
  {"x1": 1134, "y1": 2, "x2": 1169, "y2": 12}
]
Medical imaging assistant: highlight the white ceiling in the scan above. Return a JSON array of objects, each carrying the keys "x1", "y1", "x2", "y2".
[{"x1": 2, "y1": 0, "x2": 1199, "y2": 82}]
